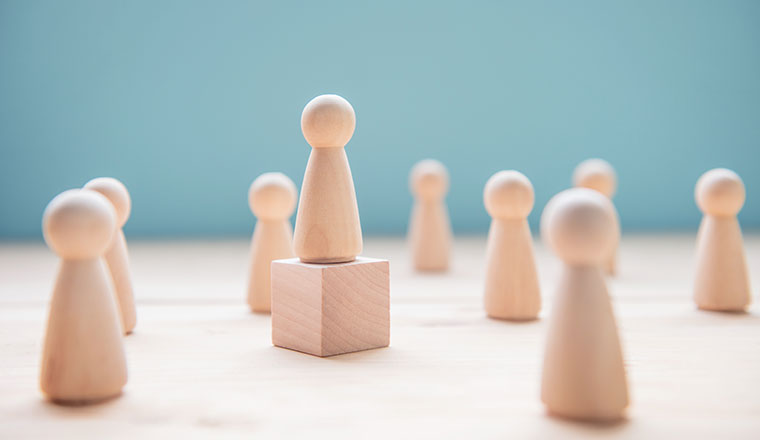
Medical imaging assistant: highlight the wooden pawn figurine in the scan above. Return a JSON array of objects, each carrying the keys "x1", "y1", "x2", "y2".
[
  {"x1": 694, "y1": 168, "x2": 751, "y2": 312},
  {"x1": 483, "y1": 170, "x2": 540, "y2": 320},
  {"x1": 294, "y1": 94, "x2": 362, "y2": 263},
  {"x1": 41, "y1": 189, "x2": 128, "y2": 404},
  {"x1": 247, "y1": 172, "x2": 297, "y2": 313},
  {"x1": 573, "y1": 158, "x2": 618, "y2": 275},
  {"x1": 83, "y1": 177, "x2": 136, "y2": 334},
  {"x1": 408, "y1": 159, "x2": 452, "y2": 271},
  {"x1": 271, "y1": 94, "x2": 390, "y2": 357},
  {"x1": 540, "y1": 188, "x2": 628, "y2": 422}
]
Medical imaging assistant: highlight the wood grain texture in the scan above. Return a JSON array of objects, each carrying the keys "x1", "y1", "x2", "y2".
[
  {"x1": 1, "y1": 236, "x2": 759, "y2": 439},
  {"x1": 271, "y1": 257, "x2": 390, "y2": 357}
]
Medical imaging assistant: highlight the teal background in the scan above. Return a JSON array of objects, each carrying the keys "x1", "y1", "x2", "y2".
[{"x1": 1, "y1": 0, "x2": 759, "y2": 238}]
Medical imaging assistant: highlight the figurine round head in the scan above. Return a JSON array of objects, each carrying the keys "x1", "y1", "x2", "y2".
[
  {"x1": 484, "y1": 170, "x2": 534, "y2": 220},
  {"x1": 573, "y1": 158, "x2": 617, "y2": 198},
  {"x1": 83, "y1": 177, "x2": 131, "y2": 227},
  {"x1": 249, "y1": 172, "x2": 298, "y2": 220},
  {"x1": 541, "y1": 188, "x2": 619, "y2": 266},
  {"x1": 43, "y1": 189, "x2": 117, "y2": 259},
  {"x1": 410, "y1": 159, "x2": 449, "y2": 201},
  {"x1": 695, "y1": 168, "x2": 745, "y2": 217},
  {"x1": 301, "y1": 94, "x2": 356, "y2": 148}
]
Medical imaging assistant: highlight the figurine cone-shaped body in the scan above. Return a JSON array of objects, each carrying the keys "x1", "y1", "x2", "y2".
[
  {"x1": 84, "y1": 177, "x2": 136, "y2": 335},
  {"x1": 248, "y1": 220, "x2": 294, "y2": 312},
  {"x1": 103, "y1": 229, "x2": 136, "y2": 334},
  {"x1": 541, "y1": 265, "x2": 628, "y2": 421},
  {"x1": 409, "y1": 200, "x2": 451, "y2": 271},
  {"x1": 294, "y1": 95, "x2": 362, "y2": 263},
  {"x1": 484, "y1": 218, "x2": 541, "y2": 320},
  {"x1": 294, "y1": 147, "x2": 362, "y2": 263},
  {"x1": 41, "y1": 259, "x2": 128, "y2": 403},
  {"x1": 694, "y1": 217, "x2": 750, "y2": 311}
]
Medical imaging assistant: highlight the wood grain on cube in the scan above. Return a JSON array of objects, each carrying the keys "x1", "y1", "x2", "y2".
[{"x1": 271, "y1": 257, "x2": 390, "y2": 357}]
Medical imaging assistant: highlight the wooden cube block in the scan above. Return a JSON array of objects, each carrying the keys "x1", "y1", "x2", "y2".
[{"x1": 271, "y1": 257, "x2": 390, "y2": 357}]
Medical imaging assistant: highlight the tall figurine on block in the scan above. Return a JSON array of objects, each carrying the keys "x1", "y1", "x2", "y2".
[
  {"x1": 573, "y1": 159, "x2": 618, "y2": 275},
  {"x1": 483, "y1": 170, "x2": 541, "y2": 320},
  {"x1": 694, "y1": 168, "x2": 751, "y2": 312},
  {"x1": 408, "y1": 159, "x2": 452, "y2": 272},
  {"x1": 41, "y1": 190, "x2": 128, "y2": 404},
  {"x1": 83, "y1": 177, "x2": 137, "y2": 334},
  {"x1": 271, "y1": 94, "x2": 390, "y2": 357},
  {"x1": 540, "y1": 188, "x2": 628, "y2": 422},
  {"x1": 246, "y1": 172, "x2": 297, "y2": 313}
]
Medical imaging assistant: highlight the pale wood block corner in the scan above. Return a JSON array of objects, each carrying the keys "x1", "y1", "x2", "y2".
[{"x1": 271, "y1": 257, "x2": 390, "y2": 357}]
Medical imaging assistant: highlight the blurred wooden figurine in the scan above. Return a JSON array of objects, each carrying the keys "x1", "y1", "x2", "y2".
[
  {"x1": 408, "y1": 159, "x2": 452, "y2": 272},
  {"x1": 247, "y1": 172, "x2": 297, "y2": 313},
  {"x1": 40, "y1": 189, "x2": 128, "y2": 404},
  {"x1": 84, "y1": 177, "x2": 136, "y2": 335},
  {"x1": 483, "y1": 170, "x2": 540, "y2": 320},
  {"x1": 694, "y1": 168, "x2": 751, "y2": 312},
  {"x1": 573, "y1": 158, "x2": 618, "y2": 275},
  {"x1": 540, "y1": 188, "x2": 628, "y2": 422}
]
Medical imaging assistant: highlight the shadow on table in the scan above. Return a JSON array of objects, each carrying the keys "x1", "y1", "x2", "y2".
[
  {"x1": 545, "y1": 411, "x2": 631, "y2": 434},
  {"x1": 684, "y1": 307, "x2": 760, "y2": 324},
  {"x1": 38, "y1": 393, "x2": 122, "y2": 417}
]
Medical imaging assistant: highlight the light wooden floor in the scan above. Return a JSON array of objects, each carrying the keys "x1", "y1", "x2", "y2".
[{"x1": 1, "y1": 234, "x2": 759, "y2": 439}]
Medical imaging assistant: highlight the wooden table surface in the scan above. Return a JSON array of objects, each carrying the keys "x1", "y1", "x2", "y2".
[{"x1": 1, "y1": 234, "x2": 759, "y2": 439}]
